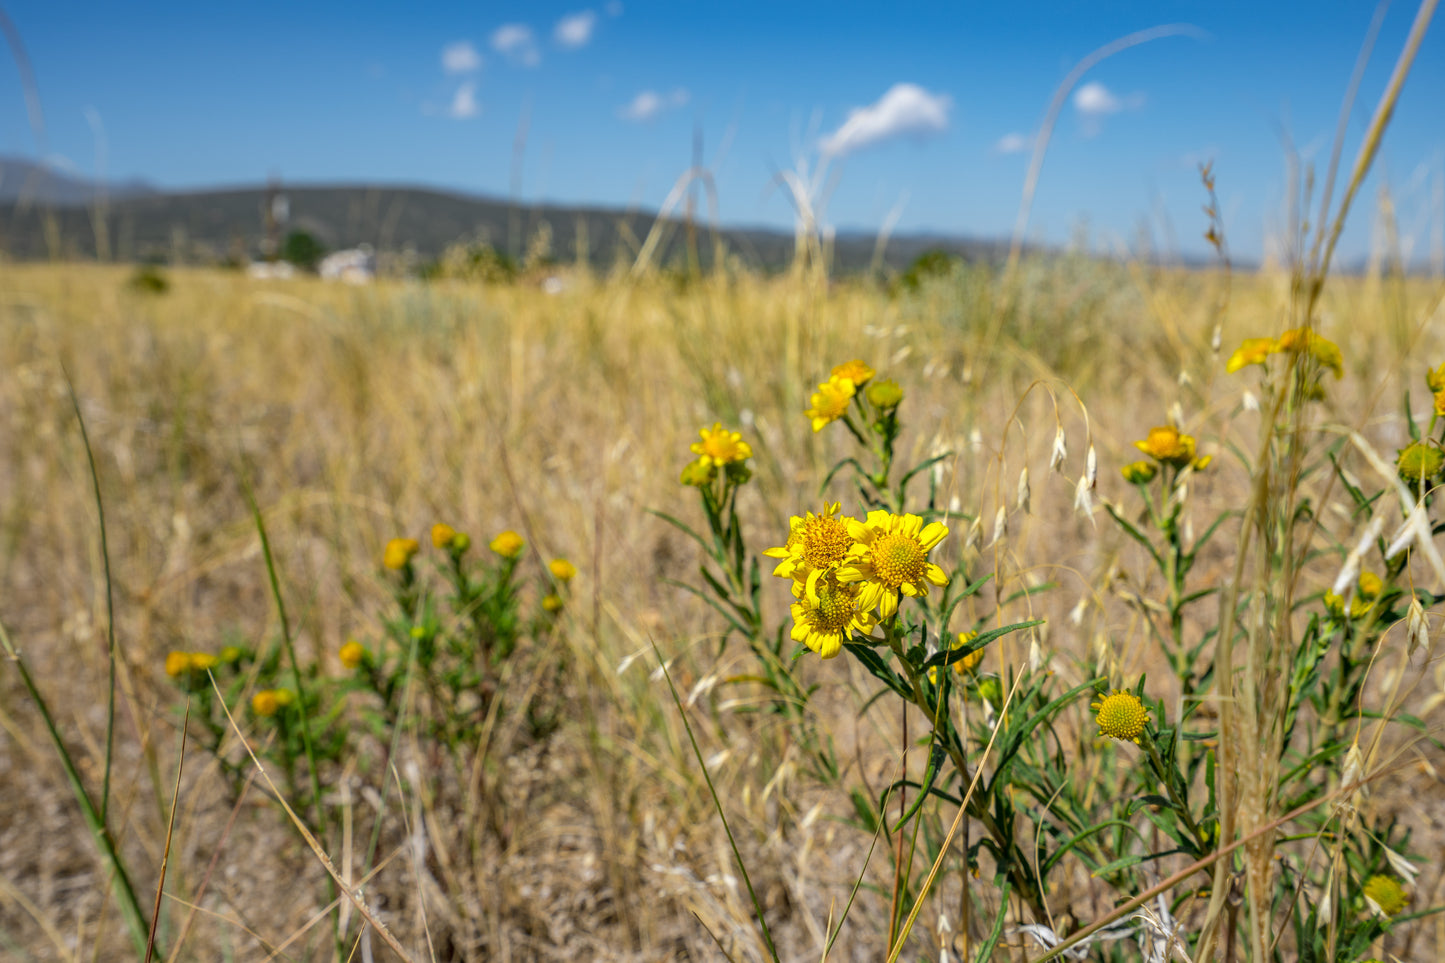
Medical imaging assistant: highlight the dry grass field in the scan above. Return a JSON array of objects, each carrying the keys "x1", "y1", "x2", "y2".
[{"x1": 1, "y1": 253, "x2": 1443, "y2": 962}]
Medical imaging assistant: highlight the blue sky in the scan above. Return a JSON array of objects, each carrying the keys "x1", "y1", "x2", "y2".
[{"x1": 2, "y1": 1, "x2": 1443, "y2": 262}]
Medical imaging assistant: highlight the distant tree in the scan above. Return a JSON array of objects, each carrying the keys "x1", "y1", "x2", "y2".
[
  {"x1": 281, "y1": 231, "x2": 326, "y2": 272},
  {"x1": 127, "y1": 264, "x2": 169, "y2": 294},
  {"x1": 894, "y1": 249, "x2": 960, "y2": 294}
]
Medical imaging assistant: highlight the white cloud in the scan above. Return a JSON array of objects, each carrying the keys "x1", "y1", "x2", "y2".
[
  {"x1": 448, "y1": 82, "x2": 479, "y2": 119},
  {"x1": 819, "y1": 83, "x2": 951, "y2": 157},
  {"x1": 619, "y1": 87, "x2": 688, "y2": 122},
  {"x1": 442, "y1": 40, "x2": 482, "y2": 75},
  {"x1": 1072, "y1": 82, "x2": 1143, "y2": 135},
  {"x1": 1073, "y1": 82, "x2": 1122, "y2": 116},
  {"x1": 995, "y1": 132, "x2": 1029, "y2": 155},
  {"x1": 555, "y1": 11, "x2": 597, "y2": 48},
  {"x1": 491, "y1": 24, "x2": 540, "y2": 66}
]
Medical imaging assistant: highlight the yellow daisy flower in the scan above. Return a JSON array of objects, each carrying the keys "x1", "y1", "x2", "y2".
[
  {"x1": 549, "y1": 558, "x2": 577, "y2": 581},
  {"x1": 251, "y1": 689, "x2": 281, "y2": 717},
  {"x1": 431, "y1": 523, "x2": 457, "y2": 549},
  {"x1": 1397, "y1": 442, "x2": 1444, "y2": 484},
  {"x1": 831, "y1": 359, "x2": 875, "y2": 385},
  {"x1": 1092, "y1": 690, "x2": 1149, "y2": 743},
  {"x1": 188, "y1": 652, "x2": 218, "y2": 672},
  {"x1": 1121, "y1": 460, "x2": 1158, "y2": 484},
  {"x1": 542, "y1": 593, "x2": 564, "y2": 612},
  {"x1": 929, "y1": 630, "x2": 983, "y2": 684},
  {"x1": 866, "y1": 378, "x2": 903, "y2": 409},
  {"x1": 690, "y1": 423, "x2": 752, "y2": 468},
  {"x1": 1427, "y1": 362, "x2": 1445, "y2": 393},
  {"x1": 1363, "y1": 875, "x2": 1408, "y2": 917},
  {"x1": 763, "y1": 502, "x2": 855, "y2": 583},
  {"x1": 789, "y1": 572, "x2": 876, "y2": 658},
  {"x1": 383, "y1": 537, "x2": 420, "y2": 570},
  {"x1": 164, "y1": 651, "x2": 191, "y2": 677},
  {"x1": 1134, "y1": 425, "x2": 1198, "y2": 468},
  {"x1": 1225, "y1": 337, "x2": 1276, "y2": 373},
  {"x1": 339, "y1": 640, "x2": 366, "y2": 670},
  {"x1": 489, "y1": 530, "x2": 525, "y2": 559},
  {"x1": 805, "y1": 375, "x2": 857, "y2": 432},
  {"x1": 1275, "y1": 327, "x2": 1343, "y2": 378},
  {"x1": 1434, "y1": 387, "x2": 1445, "y2": 418},
  {"x1": 836, "y1": 510, "x2": 950, "y2": 618}
]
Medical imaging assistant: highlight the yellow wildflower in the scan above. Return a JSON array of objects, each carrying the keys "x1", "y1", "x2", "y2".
[
  {"x1": 836, "y1": 510, "x2": 950, "y2": 619},
  {"x1": 1092, "y1": 690, "x2": 1149, "y2": 743},
  {"x1": 549, "y1": 558, "x2": 577, "y2": 581},
  {"x1": 164, "y1": 651, "x2": 190, "y2": 677},
  {"x1": 1397, "y1": 442, "x2": 1444, "y2": 484},
  {"x1": 489, "y1": 530, "x2": 525, "y2": 559},
  {"x1": 690, "y1": 423, "x2": 752, "y2": 468},
  {"x1": 679, "y1": 458, "x2": 716, "y2": 487},
  {"x1": 1121, "y1": 460, "x2": 1158, "y2": 484},
  {"x1": 383, "y1": 538, "x2": 420, "y2": 570},
  {"x1": 431, "y1": 523, "x2": 457, "y2": 549},
  {"x1": 251, "y1": 690, "x2": 281, "y2": 717},
  {"x1": 1275, "y1": 327, "x2": 1343, "y2": 378},
  {"x1": 1363, "y1": 875, "x2": 1408, "y2": 917},
  {"x1": 339, "y1": 640, "x2": 366, "y2": 670},
  {"x1": 805, "y1": 376, "x2": 856, "y2": 432},
  {"x1": 866, "y1": 378, "x2": 903, "y2": 409},
  {"x1": 188, "y1": 652, "x2": 218, "y2": 672},
  {"x1": 930, "y1": 630, "x2": 984, "y2": 684},
  {"x1": 1134, "y1": 425, "x2": 1197, "y2": 468},
  {"x1": 219, "y1": 645, "x2": 244, "y2": 663},
  {"x1": 831, "y1": 359, "x2": 875, "y2": 385},
  {"x1": 764, "y1": 503, "x2": 855, "y2": 584},
  {"x1": 1325, "y1": 572, "x2": 1383, "y2": 621},
  {"x1": 1226, "y1": 337, "x2": 1276, "y2": 373},
  {"x1": 1357, "y1": 571, "x2": 1383, "y2": 600},
  {"x1": 1427, "y1": 362, "x2": 1445, "y2": 393},
  {"x1": 789, "y1": 572, "x2": 876, "y2": 659},
  {"x1": 1434, "y1": 388, "x2": 1445, "y2": 418},
  {"x1": 542, "y1": 593, "x2": 564, "y2": 613}
]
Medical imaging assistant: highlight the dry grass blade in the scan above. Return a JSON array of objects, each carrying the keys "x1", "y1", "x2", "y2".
[
  {"x1": 145, "y1": 698, "x2": 189, "y2": 962},
  {"x1": 207, "y1": 675, "x2": 418, "y2": 963}
]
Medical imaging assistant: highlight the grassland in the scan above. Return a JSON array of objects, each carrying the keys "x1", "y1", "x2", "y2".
[{"x1": 0, "y1": 257, "x2": 1442, "y2": 961}]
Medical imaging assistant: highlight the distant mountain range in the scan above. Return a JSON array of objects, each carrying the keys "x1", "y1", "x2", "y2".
[{"x1": 0, "y1": 156, "x2": 1008, "y2": 274}]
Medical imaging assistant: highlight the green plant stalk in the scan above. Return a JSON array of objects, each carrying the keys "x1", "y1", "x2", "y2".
[
  {"x1": 0, "y1": 621, "x2": 156, "y2": 960},
  {"x1": 244, "y1": 489, "x2": 340, "y2": 959},
  {"x1": 63, "y1": 373, "x2": 121, "y2": 825},
  {"x1": 882, "y1": 622, "x2": 1048, "y2": 923}
]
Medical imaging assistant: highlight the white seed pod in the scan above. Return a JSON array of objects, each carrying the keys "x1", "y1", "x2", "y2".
[
  {"x1": 1069, "y1": 596, "x2": 1088, "y2": 625},
  {"x1": 1085, "y1": 444, "x2": 1098, "y2": 490},
  {"x1": 1017, "y1": 466, "x2": 1031, "y2": 514},
  {"x1": 965, "y1": 514, "x2": 983, "y2": 551},
  {"x1": 989, "y1": 505, "x2": 1007, "y2": 548},
  {"x1": 1406, "y1": 597, "x2": 1428, "y2": 658},
  {"x1": 1050, "y1": 425, "x2": 1067, "y2": 474},
  {"x1": 1243, "y1": 390, "x2": 1259, "y2": 412},
  {"x1": 1211, "y1": 324, "x2": 1222, "y2": 352},
  {"x1": 1074, "y1": 474, "x2": 1094, "y2": 522},
  {"x1": 1168, "y1": 401, "x2": 1184, "y2": 427},
  {"x1": 1383, "y1": 845, "x2": 1420, "y2": 884}
]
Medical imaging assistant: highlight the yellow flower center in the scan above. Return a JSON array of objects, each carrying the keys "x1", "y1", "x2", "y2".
[
  {"x1": 871, "y1": 533, "x2": 927, "y2": 588},
  {"x1": 1363, "y1": 875, "x2": 1407, "y2": 916},
  {"x1": 802, "y1": 514, "x2": 853, "y2": 570},
  {"x1": 1093, "y1": 691, "x2": 1149, "y2": 742},
  {"x1": 810, "y1": 581, "x2": 857, "y2": 633}
]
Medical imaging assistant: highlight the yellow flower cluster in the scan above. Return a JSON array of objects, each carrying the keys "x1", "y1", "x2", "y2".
[
  {"x1": 165, "y1": 650, "x2": 221, "y2": 677},
  {"x1": 680, "y1": 423, "x2": 753, "y2": 486},
  {"x1": 766, "y1": 505, "x2": 949, "y2": 658},
  {"x1": 1324, "y1": 571, "x2": 1384, "y2": 621},
  {"x1": 1225, "y1": 327, "x2": 1343, "y2": 378},
  {"x1": 490, "y1": 530, "x2": 525, "y2": 559},
  {"x1": 1133, "y1": 425, "x2": 1211, "y2": 471},
  {"x1": 251, "y1": 688, "x2": 294, "y2": 717},
  {"x1": 383, "y1": 537, "x2": 420, "y2": 570}
]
